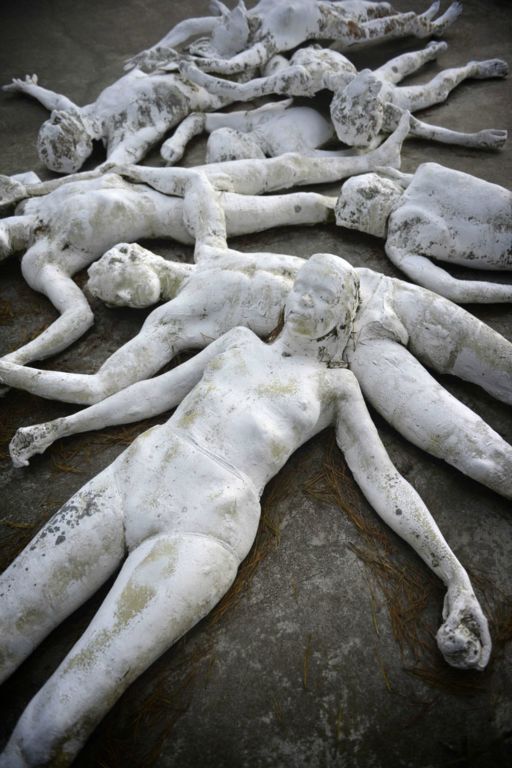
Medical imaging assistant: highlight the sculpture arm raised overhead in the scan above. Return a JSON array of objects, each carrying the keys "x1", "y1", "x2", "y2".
[{"x1": 334, "y1": 373, "x2": 491, "y2": 671}]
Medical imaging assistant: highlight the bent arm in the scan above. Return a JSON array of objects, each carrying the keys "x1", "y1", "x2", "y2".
[
  {"x1": 385, "y1": 244, "x2": 512, "y2": 303},
  {"x1": 335, "y1": 376, "x2": 490, "y2": 670},
  {"x1": 2, "y1": 264, "x2": 94, "y2": 365},
  {"x1": 183, "y1": 174, "x2": 228, "y2": 258}
]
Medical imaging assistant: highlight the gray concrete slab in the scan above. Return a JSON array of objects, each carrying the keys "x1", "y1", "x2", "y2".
[{"x1": 0, "y1": 1, "x2": 511, "y2": 766}]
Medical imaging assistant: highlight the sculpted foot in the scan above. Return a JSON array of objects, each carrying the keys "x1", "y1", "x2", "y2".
[
  {"x1": 430, "y1": 2, "x2": 463, "y2": 36},
  {"x1": 436, "y1": 586, "x2": 491, "y2": 670},
  {"x1": 473, "y1": 128, "x2": 508, "y2": 149},
  {"x1": 9, "y1": 424, "x2": 59, "y2": 467},
  {"x1": 471, "y1": 59, "x2": 509, "y2": 79}
]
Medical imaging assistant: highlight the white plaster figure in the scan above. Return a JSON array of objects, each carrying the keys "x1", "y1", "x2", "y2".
[
  {"x1": 335, "y1": 164, "x2": 512, "y2": 301},
  {"x1": 4, "y1": 174, "x2": 512, "y2": 505},
  {"x1": 0, "y1": 118, "x2": 408, "y2": 366},
  {"x1": 160, "y1": 99, "x2": 346, "y2": 165},
  {"x1": 0, "y1": 251, "x2": 492, "y2": 767},
  {"x1": 180, "y1": 41, "x2": 508, "y2": 149},
  {"x1": 128, "y1": 0, "x2": 462, "y2": 74}
]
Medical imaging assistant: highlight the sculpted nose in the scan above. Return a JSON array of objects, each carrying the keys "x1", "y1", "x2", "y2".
[{"x1": 301, "y1": 293, "x2": 313, "y2": 307}]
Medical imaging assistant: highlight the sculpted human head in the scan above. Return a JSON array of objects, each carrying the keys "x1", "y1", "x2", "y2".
[
  {"x1": 87, "y1": 243, "x2": 162, "y2": 308},
  {"x1": 335, "y1": 173, "x2": 403, "y2": 238},
  {"x1": 330, "y1": 70, "x2": 385, "y2": 147},
  {"x1": 285, "y1": 254, "x2": 359, "y2": 357},
  {"x1": 37, "y1": 110, "x2": 93, "y2": 173}
]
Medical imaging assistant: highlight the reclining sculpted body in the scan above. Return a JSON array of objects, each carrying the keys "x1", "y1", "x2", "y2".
[
  {"x1": 0, "y1": 249, "x2": 492, "y2": 768},
  {"x1": 0, "y1": 119, "x2": 408, "y2": 366},
  {"x1": 129, "y1": 0, "x2": 462, "y2": 73},
  {"x1": 3, "y1": 175, "x2": 511, "y2": 506},
  {"x1": 180, "y1": 41, "x2": 508, "y2": 150}
]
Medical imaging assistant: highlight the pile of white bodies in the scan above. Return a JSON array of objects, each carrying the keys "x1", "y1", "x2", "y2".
[{"x1": 0, "y1": 2, "x2": 511, "y2": 766}]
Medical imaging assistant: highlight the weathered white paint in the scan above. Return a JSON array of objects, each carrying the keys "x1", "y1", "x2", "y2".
[
  {"x1": 0, "y1": 118, "x2": 407, "y2": 366},
  {"x1": 0, "y1": 254, "x2": 491, "y2": 768},
  {"x1": 336, "y1": 163, "x2": 512, "y2": 301},
  {"x1": 128, "y1": 0, "x2": 462, "y2": 73},
  {"x1": 181, "y1": 41, "x2": 508, "y2": 149}
]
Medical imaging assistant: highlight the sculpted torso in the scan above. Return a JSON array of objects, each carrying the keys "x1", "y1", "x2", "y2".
[
  {"x1": 387, "y1": 163, "x2": 512, "y2": 268},
  {"x1": 123, "y1": 331, "x2": 336, "y2": 509}
]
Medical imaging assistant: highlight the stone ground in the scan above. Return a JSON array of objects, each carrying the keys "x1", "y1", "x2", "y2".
[{"x1": 0, "y1": 1, "x2": 511, "y2": 766}]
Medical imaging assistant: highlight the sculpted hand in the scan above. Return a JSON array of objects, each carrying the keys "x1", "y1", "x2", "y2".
[
  {"x1": 436, "y1": 585, "x2": 491, "y2": 670},
  {"x1": 2, "y1": 73, "x2": 38, "y2": 93},
  {"x1": 0, "y1": 175, "x2": 27, "y2": 208},
  {"x1": 474, "y1": 129, "x2": 508, "y2": 150}
]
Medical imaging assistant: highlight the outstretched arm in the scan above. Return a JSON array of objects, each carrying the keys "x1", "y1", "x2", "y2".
[
  {"x1": 1, "y1": 262, "x2": 94, "y2": 366},
  {"x1": 385, "y1": 243, "x2": 512, "y2": 303},
  {"x1": 116, "y1": 110, "x2": 410, "y2": 196},
  {"x1": 335, "y1": 373, "x2": 491, "y2": 671},
  {"x1": 8, "y1": 327, "x2": 249, "y2": 466},
  {"x1": 2, "y1": 74, "x2": 79, "y2": 112}
]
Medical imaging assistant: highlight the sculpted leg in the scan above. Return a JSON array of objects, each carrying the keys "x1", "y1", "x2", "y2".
[
  {"x1": 0, "y1": 471, "x2": 125, "y2": 685},
  {"x1": 350, "y1": 339, "x2": 512, "y2": 498},
  {"x1": 375, "y1": 40, "x2": 448, "y2": 84},
  {"x1": 396, "y1": 59, "x2": 509, "y2": 112},
  {"x1": 394, "y1": 285, "x2": 512, "y2": 406},
  {"x1": 0, "y1": 533, "x2": 240, "y2": 768}
]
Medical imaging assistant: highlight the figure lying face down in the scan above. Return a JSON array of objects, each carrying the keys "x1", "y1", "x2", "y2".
[
  {"x1": 0, "y1": 252, "x2": 492, "y2": 768},
  {"x1": 181, "y1": 39, "x2": 508, "y2": 150},
  {"x1": 335, "y1": 163, "x2": 512, "y2": 301},
  {"x1": 3, "y1": 172, "x2": 511, "y2": 506},
  {"x1": 0, "y1": 117, "x2": 408, "y2": 367},
  {"x1": 128, "y1": 0, "x2": 462, "y2": 74}
]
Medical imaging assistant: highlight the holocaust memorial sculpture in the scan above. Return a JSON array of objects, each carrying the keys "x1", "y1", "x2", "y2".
[{"x1": 0, "y1": 1, "x2": 511, "y2": 766}]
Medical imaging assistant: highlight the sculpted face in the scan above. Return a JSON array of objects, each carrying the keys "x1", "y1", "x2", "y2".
[
  {"x1": 37, "y1": 110, "x2": 93, "y2": 173},
  {"x1": 285, "y1": 254, "x2": 359, "y2": 349},
  {"x1": 330, "y1": 70, "x2": 385, "y2": 147},
  {"x1": 87, "y1": 244, "x2": 162, "y2": 308},
  {"x1": 335, "y1": 173, "x2": 403, "y2": 238}
]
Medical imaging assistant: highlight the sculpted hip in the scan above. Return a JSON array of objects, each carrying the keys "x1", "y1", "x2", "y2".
[{"x1": 111, "y1": 425, "x2": 261, "y2": 560}]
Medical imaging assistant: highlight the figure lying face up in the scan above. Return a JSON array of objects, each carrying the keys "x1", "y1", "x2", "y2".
[
  {"x1": 0, "y1": 118, "x2": 408, "y2": 367},
  {"x1": 0, "y1": 254, "x2": 492, "y2": 768}
]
